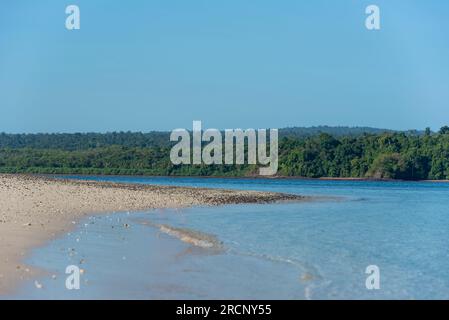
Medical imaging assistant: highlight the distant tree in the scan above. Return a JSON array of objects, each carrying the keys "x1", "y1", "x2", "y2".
[
  {"x1": 367, "y1": 153, "x2": 406, "y2": 179},
  {"x1": 439, "y1": 126, "x2": 449, "y2": 135}
]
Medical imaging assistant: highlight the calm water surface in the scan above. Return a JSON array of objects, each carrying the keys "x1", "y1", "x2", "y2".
[{"x1": 10, "y1": 176, "x2": 449, "y2": 299}]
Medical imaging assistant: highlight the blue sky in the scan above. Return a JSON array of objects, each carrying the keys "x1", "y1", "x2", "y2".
[{"x1": 1, "y1": 0, "x2": 448, "y2": 133}]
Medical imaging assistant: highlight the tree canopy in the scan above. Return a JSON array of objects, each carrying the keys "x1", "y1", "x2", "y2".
[{"x1": 0, "y1": 127, "x2": 448, "y2": 180}]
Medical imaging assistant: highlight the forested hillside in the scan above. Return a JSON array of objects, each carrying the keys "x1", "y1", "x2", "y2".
[
  {"x1": 1, "y1": 127, "x2": 448, "y2": 180},
  {"x1": 0, "y1": 126, "x2": 401, "y2": 150}
]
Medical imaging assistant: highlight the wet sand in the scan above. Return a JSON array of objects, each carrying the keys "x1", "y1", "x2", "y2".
[
  {"x1": 9, "y1": 211, "x2": 307, "y2": 299},
  {"x1": 0, "y1": 174, "x2": 304, "y2": 294}
]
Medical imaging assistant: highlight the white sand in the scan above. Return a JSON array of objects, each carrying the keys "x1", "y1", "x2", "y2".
[{"x1": 0, "y1": 174, "x2": 303, "y2": 294}]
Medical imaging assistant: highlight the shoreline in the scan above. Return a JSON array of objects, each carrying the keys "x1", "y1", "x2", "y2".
[
  {"x1": 44, "y1": 173, "x2": 449, "y2": 183},
  {"x1": 0, "y1": 174, "x2": 306, "y2": 295}
]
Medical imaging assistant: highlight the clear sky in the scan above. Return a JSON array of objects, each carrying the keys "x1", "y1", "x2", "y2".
[{"x1": 1, "y1": 0, "x2": 448, "y2": 133}]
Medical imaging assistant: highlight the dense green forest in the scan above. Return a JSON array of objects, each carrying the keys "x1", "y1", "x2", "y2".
[
  {"x1": 0, "y1": 126, "x2": 398, "y2": 150},
  {"x1": 1, "y1": 127, "x2": 448, "y2": 180}
]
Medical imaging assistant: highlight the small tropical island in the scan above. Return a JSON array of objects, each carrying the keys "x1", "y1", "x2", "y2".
[{"x1": 1, "y1": 126, "x2": 448, "y2": 180}]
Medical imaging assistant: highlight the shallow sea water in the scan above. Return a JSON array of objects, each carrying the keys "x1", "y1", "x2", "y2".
[{"x1": 8, "y1": 176, "x2": 449, "y2": 299}]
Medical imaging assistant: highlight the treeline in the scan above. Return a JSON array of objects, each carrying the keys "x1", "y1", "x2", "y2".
[
  {"x1": 278, "y1": 127, "x2": 449, "y2": 180},
  {"x1": 0, "y1": 126, "x2": 400, "y2": 150},
  {"x1": 0, "y1": 146, "x2": 254, "y2": 176},
  {"x1": 0, "y1": 132, "x2": 172, "y2": 150},
  {"x1": 1, "y1": 127, "x2": 448, "y2": 180},
  {"x1": 280, "y1": 126, "x2": 397, "y2": 139}
]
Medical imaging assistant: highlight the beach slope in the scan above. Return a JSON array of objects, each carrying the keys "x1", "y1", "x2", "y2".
[{"x1": 0, "y1": 174, "x2": 304, "y2": 294}]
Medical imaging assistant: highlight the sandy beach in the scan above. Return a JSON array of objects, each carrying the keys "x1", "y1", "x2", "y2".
[{"x1": 0, "y1": 174, "x2": 304, "y2": 295}]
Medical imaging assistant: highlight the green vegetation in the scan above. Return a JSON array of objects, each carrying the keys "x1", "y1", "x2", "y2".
[
  {"x1": 0, "y1": 126, "x2": 398, "y2": 150},
  {"x1": 1, "y1": 127, "x2": 448, "y2": 180}
]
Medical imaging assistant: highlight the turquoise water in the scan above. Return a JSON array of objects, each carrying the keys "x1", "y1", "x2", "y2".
[{"x1": 10, "y1": 176, "x2": 449, "y2": 299}]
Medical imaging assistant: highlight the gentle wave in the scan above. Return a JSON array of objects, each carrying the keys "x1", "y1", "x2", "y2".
[
  {"x1": 140, "y1": 218, "x2": 324, "y2": 299},
  {"x1": 228, "y1": 248, "x2": 326, "y2": 299},
  {"x1": 228, "y1": 248, "x2": 322, "y2": 281},
  {"x1": 142, "y1": 221, "x2": 223, "y2": 249}
]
